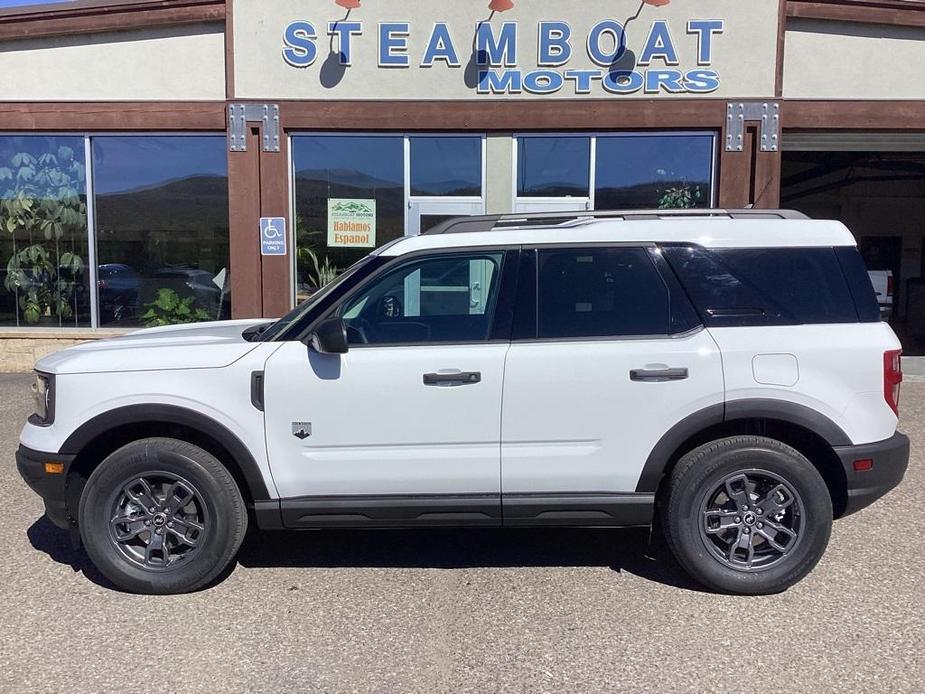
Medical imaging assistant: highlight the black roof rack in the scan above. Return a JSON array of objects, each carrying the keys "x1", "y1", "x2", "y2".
[{"x1": 422, "y1": 208, "x2": 810, "y2": 235}]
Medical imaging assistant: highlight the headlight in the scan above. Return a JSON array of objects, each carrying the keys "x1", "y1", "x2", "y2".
[{"x1": 31, "y1": 372, "x2": 54, "y2": 426}]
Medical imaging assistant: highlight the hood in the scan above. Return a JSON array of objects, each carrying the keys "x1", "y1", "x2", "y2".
[{"x1": 35, "y1": 319, "x2": 274, "y2": 375}]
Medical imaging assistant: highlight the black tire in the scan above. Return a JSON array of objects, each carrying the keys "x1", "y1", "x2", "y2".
[
  {"x1": 78, "y1": 438, "x2": 247, "y2": 594},
  {"x1": 662, "y1": 435, "x2": 832, "y2": 595}
]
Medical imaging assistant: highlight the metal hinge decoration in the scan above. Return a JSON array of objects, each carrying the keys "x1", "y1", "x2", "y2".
[
  {"x1": 725, "y1": 102, "x2": 780, "y2": 153},
  {"x1": 228, "y1": 103, "x2": 281, "y2": 153}
]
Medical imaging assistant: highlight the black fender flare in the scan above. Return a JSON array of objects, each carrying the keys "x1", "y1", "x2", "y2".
[
  {"x1": 635, "y1": 399, "x2": 851, "y2": 493},
  {"x1": 59, "y1": 404, "x2": 272, "y2": 501}
]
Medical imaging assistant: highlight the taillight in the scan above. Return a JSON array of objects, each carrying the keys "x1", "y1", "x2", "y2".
[
  {"x1": 887, "y1": 275, "x2": 894, "y2": 298},
  {"x1": 884, "y1": 349, "x2": 902, "y2": 416}
]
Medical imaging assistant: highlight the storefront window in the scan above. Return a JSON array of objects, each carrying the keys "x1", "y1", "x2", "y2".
[
  {"x1": 517, "y1": 137, "x2": 591, "y2": 198},
  {"x1": 292, "y1": 135, "x2": 405, "y2": 303},
  {"x1": 0, "y1": 136, "x2": 91, "y2": 327},
  {"x1": 93, "y1": 136, "x2": 230, "y2": 327},
  {"x1": 595, "y1": 134, "x2": 714, "y2": 209},
  {"x1": 410, "y1": 137, "x2": 482, "y2": 196}
]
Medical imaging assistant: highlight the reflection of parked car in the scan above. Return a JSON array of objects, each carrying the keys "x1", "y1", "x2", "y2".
[
  {"x1": 98, "y1": 264, "x2": 140, "y2": 324},
  {"x1": 147, "y1": 266, "x2": 226, "y2": 319}
]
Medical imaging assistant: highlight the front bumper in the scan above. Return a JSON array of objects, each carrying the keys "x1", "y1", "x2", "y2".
[
  {"x1": 16, "y1": 444, "x2": 76, "y2": 530},
  {"x1": 834, "y1": 432, "x2": 909, "y2": 517}
]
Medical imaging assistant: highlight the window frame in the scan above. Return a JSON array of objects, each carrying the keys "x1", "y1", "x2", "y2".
[
  {"x1": 0, "y1": 130, "x2": 228, "y2": 330},
  {"x1": 513, "y1": 243, "x2": 702, "y2": 343},
  {"x1": 299, "y1": 246, "x2": 521, "y2": 348},
  {"x1": 512, "y1": 131, "x2": 719, "y2": 214}
]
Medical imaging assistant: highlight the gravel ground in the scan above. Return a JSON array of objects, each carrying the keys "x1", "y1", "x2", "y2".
[{"x1": 0, "y1": 372, "x2": 923, "y2": 693}]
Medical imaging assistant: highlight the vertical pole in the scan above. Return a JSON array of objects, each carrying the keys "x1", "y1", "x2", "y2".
[{"x1": 228, "y1": 126, "x2": 263, "y2": 318}]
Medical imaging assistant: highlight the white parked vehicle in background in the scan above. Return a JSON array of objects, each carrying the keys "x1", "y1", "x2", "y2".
[
  {"x1": 868, "y1": 269, "x2": 894, "y2": 319},
  {"x1": 18, "y1": 209, "x2": 908, "y2": 595}
]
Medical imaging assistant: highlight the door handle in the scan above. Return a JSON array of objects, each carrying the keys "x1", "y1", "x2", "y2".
[
  {"x1": 423, "y1": 371, "x2": 481, "y2": 387},
  {"x1": 630, "y1": 367, "x2": 689, "y2": 382}
]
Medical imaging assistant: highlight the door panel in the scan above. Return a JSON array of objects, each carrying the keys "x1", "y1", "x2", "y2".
[
  {"x1": 501, "y1": 330, "x2": 724, "y2": 494},
  {"x1": 264, "y1": 342, "x2": 508, "y2": 499}
]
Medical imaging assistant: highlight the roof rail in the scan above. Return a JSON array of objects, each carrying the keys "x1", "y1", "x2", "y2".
[{"x1": 422, "y1": 208, "x2": 810, "y2": 235}]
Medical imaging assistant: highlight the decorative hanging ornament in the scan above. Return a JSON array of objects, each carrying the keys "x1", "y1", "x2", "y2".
[
  {"x1": 488, "y1": 0, "x2": 514, "y2": 12},
  {"x1": 335, "y1": 0, "x2": 361, "y2": 10},
  {"x1": 643, "y1": 0, "x2": 671, "y2": 6}
]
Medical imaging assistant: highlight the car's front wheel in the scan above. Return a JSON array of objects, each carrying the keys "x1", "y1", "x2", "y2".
[
  {"x1": 78, "y1": 438, "x2": 247, "y2": 594},
  {"x1": 662, "y1": 435, "x2": 832, "y2": 595}
]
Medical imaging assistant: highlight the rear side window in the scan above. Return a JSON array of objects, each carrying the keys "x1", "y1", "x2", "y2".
[
  {"x1": 835, "y1": 247, "x2": 881, "y2": 322},
  {"x1": 536, "y1": 247, "x2": 669, "y2": 338},
  {"x1": 664, "y1": 246, "x2": 860, "y2": 326}
]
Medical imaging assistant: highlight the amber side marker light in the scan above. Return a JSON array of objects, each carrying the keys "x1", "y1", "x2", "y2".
[
  {"x1": 853, "y1": 459, "x2": 874, "y2": 473},
  {"x1": 44, "y1": 462, "x2": 65, "y2": 474}
]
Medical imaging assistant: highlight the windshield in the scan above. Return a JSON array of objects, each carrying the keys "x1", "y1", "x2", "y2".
[{"x1": 257, "y1": 255, "x2": 378, "y2": 341}]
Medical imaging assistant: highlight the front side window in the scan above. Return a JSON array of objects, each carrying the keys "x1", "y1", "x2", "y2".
[
  {"x1": 536, "y1": 247, "x2": 669, "y2": 338},
  {"x1": 0, "y1": 136, "x2": 91, "y2": 327},
  {"x1": 93, "y1": 136, "x2": 230, "y2": 327},
  {"x1": 337, "y1": 252, "x2": 505, "y2": 345}
]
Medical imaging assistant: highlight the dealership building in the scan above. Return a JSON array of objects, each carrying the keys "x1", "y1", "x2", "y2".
[{"x1": 1, "y1": 0, "x2": 924, "y2": 368}]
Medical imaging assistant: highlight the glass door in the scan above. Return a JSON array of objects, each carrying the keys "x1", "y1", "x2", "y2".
[{"x1": 513, "y1": 135, "x2": 592, "y2": 214}]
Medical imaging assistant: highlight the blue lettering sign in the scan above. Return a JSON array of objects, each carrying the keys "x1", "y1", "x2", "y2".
[
  {"x1": 379, "y1": 22, "x2": 410, "y2": 67},
  {"x1": 328, "y1": 21, "x2": 362, "y2": 65},
  {"x1": 687, "y1": 19, "x2": 724, "y2": 65},
  {"x1": 602, "y1": 70, "x2": 643, "y2": 94},
  {"x1": 587, "y1": 20, "x2": 626, "y2": 67},
  {"x1": 476, "y1": 22, "x2": 517, "y2": 67},
  {"x1": 645, "y1": 69, "x2": 684, "y2": 94},
  {"x1": 421, "y1": 23, "x2": 460, "y2": 67},
  {"x1": 564, "y1": 69, "x2": 602, "y2": 95},
  {"x1": 282, "y1": 21, "x2": 318, "y2": 68},
  {"x1": 640, "y1": 21, "x2": 678, "y2": 65},
  {"x1": 523, "y1": 69, "x2": 564, "y2": 94},
  {"x1": 684, "y1": 68, "x2": 720, "y2": 93},
  {"x1": 478, "y1": 69, "x2": 523, "y2": 94},
  {"x1": 538, "y1": 21, "x2": 571, "y2": 67}
]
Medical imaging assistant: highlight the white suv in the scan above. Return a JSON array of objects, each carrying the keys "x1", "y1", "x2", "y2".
[{"x1": 17, "y1": 209, "x2": 909, "y2": 595}]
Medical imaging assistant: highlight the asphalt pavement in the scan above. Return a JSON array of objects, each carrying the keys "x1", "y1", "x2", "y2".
[{"x1": 0, "y1": 372, "x2": 923, "y2": 693}]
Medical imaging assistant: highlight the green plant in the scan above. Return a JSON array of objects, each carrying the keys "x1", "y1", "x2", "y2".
[
  {"x1": 657, "y1": 183, "x2": 704, "y2": 210},
  {"x1": 300, "y1": 247, "x2": 339, "y2": 289},
  {"x1": 0, "y1": 144, "x2": 87, "y2": 325},
  {"x1": 141, "y1": 288, "x2": 210, "y2": 327}
]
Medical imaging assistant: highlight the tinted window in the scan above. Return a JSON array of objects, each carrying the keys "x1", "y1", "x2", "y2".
[
  {"x1": 835, "y1": 246, "x2": 881, "y2": 322},
  {"x1": 410, "y1": 137, "x2": 481, "y2": 196},
  {"x1": 595, "y1": 134, "x2": 714, "y2": 209},
  {"x1": 664, "y1": 246, "x2": 859, "y2": 326},
  {"x1": 536, "y1": 248, "x2": 669, "y2": 338},
  {"x1": 517, "y1": 137, "x2": 590, "y2": 198},
  {"x1": 338, "y1": 252, "x2": 505, "y2": 345},
  {"x1": 0, "y1": 136, "x2": 91, "y2": 327},
  {"x1": 93, "y1": 136, "x2": 230, "y2": 327}
]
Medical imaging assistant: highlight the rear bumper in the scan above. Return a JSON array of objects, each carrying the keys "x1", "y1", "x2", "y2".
[
  {"x1": 16, "y1": 444, "x2": 76, "y2": 530},
  {"x1": 834, "y1": 432, "x2": 909, "y2": 517}
]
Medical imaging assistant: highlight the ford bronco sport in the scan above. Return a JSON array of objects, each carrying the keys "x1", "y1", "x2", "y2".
[{"x1": 17, "y1": 209, "x2": 909, "y2": 595}]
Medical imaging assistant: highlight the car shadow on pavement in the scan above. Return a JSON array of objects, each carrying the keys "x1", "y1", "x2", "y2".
[
  {"x1": 235, "y1": 525, "x2": 707, "y2": 592},
  {"x1": 27, "y1": 516, "x2": 706, "y2": 593},
  {"x1": 27, "y1": 516, "x2": 115, "y2": 590}
]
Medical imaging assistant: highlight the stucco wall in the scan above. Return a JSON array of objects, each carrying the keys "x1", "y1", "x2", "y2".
[
  {"x1": 0, "y1": 23, "x2": 226, "y2": 101},
  {"x1": 233, "y1": 0, "x2": 779, "y2": 100},
  {"x1": 784, "y1": 19, "x2": 925, "y2": 100}
]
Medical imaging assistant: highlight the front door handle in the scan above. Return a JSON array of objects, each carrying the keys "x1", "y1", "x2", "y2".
[
  {"x1": 630, "y1": 367, "x2": 689, "y2": 382},
  {"x1": 423, "y1": 371, "x2": 481, "y2": 387}
]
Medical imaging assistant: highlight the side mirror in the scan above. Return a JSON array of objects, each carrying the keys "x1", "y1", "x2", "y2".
[{"x1": 307, "y1": 316, "x2": 349, "y2": 354}]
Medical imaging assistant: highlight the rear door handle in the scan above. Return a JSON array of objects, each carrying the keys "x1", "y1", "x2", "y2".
[
  {"x1": 630, "y1": 367, "x2": 689, "y2": 382},
  {"x1": 423, "y1": 371, "x2": 481, "y2": 387}
]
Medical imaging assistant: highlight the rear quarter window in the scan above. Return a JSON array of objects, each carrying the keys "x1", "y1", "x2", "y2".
[{"x1": 664, "y1": 246, "x2": 861, "y2": 326}]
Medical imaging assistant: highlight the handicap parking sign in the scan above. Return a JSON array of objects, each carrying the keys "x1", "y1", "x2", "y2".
[{"x1": 260, "y1": 217, "x2": 287, "y2": 256}]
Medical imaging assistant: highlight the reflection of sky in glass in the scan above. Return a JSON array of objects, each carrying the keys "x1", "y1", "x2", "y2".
[
  {"x1": 410, "y1": 137, "x2": 481, "y2": 196},
  {"x1": 596, "y1": 135, "x2": 714, "y2": 188},
  {"x1": 0, "y1": 0, "x2": 67, "y2": 7},
  {"x1": 293, "y1": 136, "x2": 403, "y2": 187},
  {"x1": 0, "y1": 135, "x2": 86, "y2": 197},
  {"x1": 518, "y1": 137, "x2": 591, "y2": 197},
  {"x1": 92, "y1": 137, "x2": 227, "y2": 195}
]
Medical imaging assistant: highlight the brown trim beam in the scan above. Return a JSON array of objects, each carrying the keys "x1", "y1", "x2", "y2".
[
  {"x1": 0, "y1": 0, "x2": 225, "y2": 42},
  {"x1": 783, "y1": 100, "x2": 925, "y2": 130},
  {"x1": 277, "y1": 100, "x2": 728, "y2": 131},
  {"x1": 0, "y1": 102, "x2": 226, "y2": 130},
  {"x1": 786, "y1": 0, "x2": 925, "y2": 27}
]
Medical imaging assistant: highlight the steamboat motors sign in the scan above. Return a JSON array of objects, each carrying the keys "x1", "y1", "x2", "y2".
[{"x1": 281, "y1": 17, "x2": 726, "y2": 96}]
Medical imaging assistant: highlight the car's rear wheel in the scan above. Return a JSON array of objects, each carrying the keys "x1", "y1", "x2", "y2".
[
  {"x1": 662, "y1": 435, "x2": 832, "y2": 595},
  {"x1": 78, "y1": 438, "x2": 247, "y2": 594}
]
